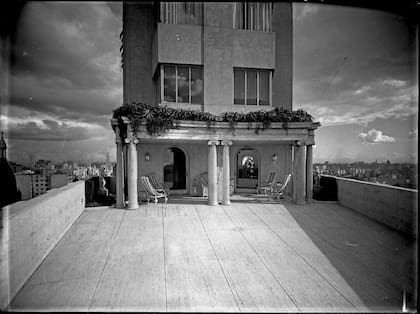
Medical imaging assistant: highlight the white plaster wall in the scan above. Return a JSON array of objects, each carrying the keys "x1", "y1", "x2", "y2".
[
  {"x1": 137, "y1": 142, "x2": 208, "y2": 197},
  {"x1": 0, "y1": 181, "x2": 85, "y2": 310},
  {"x1": 334, "y1": 176, "x2": 418, "y2": 238}
]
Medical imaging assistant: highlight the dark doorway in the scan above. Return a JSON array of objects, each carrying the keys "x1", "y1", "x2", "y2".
[{"x1": 164, "y1": 147, "x2": 186, "y2": 190}]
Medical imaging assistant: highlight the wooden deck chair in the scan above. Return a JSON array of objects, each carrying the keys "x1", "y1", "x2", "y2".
[
  {"x1": 272, "y1": 174, "x2": 291, "y2": 202},
  {"x1": 141, "y1": 176, "x2": 168, "y2": 204},
  {"x1": 199, "y1": 172, "x2": 208, "y2": 197},
  {"x1": 147, "y1": 172, "x2": 169, "y2": 196},
  {"x1": 259, "y1": 172, "x2": 277, "y2": 195}
]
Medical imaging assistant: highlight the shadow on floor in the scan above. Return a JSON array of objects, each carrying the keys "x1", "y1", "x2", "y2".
[{"x1": 280, "y1": 202, "x2": 417, "y2": 311}]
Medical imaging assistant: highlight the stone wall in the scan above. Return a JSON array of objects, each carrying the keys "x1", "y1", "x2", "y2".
[
  {"x1": 0, "y1": 181, "x2": 85, "y2": 310},
  {"x1": 332, "y1": 176, "x2": 417, "y2": 238}
]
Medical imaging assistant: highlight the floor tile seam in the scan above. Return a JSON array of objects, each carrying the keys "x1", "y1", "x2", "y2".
[
  {"x1": 87, "y1": 210, "x2": 127, "y2": 310},
  {"x1": 192, "y1": 204, "x2": 242, "y2": 312},
  {"x1": 221, "y1": 205, "x2": 301, "y2": 311},
  {"x1": 245, "y1": 204, "x2": 359, "y2": 310},
  {"x1": 161, "y1": 204, "x2": 168, "y2": 312}
]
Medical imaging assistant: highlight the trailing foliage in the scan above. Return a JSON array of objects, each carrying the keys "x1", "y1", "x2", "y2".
[{"x1": 113, "y1": 102, "x2": 313, "y2": 136}]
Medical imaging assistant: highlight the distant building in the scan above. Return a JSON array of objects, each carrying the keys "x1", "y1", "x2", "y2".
[
  {"x1": 49, "y1": 173, "x2": 73, "y2": 189},
  {"x1": 15, "y1": 174, "x2": 32, "y2": 200}
]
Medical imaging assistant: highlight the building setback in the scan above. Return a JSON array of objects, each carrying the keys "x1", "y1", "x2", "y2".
[{"x1": 113, "y1": 2, "x2": 320, "y2": 207}]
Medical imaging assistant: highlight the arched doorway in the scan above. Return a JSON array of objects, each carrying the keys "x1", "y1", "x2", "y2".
[
  {"x1": 163, "y1": 147, "x2": 187, "y2": 193},
  {"x1": 236, "y1": 148, "x2": 259, "y2": 192}
]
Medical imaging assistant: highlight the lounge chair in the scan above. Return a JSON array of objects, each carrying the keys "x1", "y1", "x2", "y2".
[
  {"x1": 147, "y1": 172, "x2": 169, "y2": 196},
  {"x1": 199, "y1": 172, "x2": 208, "y2": 197},
  {"x1": 272, "y1": 174, "x2": 291, "y2": 202},
  {"x1": 141, "y1": 176, "x2": 168, "y2": 204},
  {"x1": 259, "y1": 172, "x2": 277, "y2": 195}
]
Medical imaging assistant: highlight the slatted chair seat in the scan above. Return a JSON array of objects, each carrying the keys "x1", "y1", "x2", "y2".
[
  {"x1": 258, "y1": 172, "x2": 277, "y2": 196},
  {"x1": 199, "y1": 172, "x2": 208, "y2": 197},
  {"x1": 141, "y1": 176, "x2": 168, "y2": 204},
  {"x1": 272, "y1": 174, "x2": 291, "y2": 202},
  {"x1": 147, "y1": 172, "x2": 169, "y2": 196}
]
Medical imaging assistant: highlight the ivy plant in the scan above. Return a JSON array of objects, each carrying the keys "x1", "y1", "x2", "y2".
[{"x1": 113, "y1": 102, "x2": 313, "y2": 136}]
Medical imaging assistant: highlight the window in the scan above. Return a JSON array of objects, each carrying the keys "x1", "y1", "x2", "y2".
[
  {"x1": 160, "y1": 2, "x2": 203, "y2": 25},
  {"x1": 234, "y1": 68, "x2": 272, "y2": 106},
  {"x1": 233, "y1": 2, "x2": 273, "y2": 32},
  {"x1": 161, "y1": 65, "x2": 203, "y2": 105}
]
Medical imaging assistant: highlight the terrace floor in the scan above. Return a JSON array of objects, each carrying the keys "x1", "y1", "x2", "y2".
[{"x1": 10, "y1": 195, "x2": 416, "y2": 312}]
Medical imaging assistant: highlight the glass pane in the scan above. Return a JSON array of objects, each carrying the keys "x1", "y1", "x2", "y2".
[
  {"x1": 259, "y1": 70, "x2": 270, "y2": 106},
  {"x1": 239, "y1": 156, "x2": 258, "y2": 179},
  {"x1": 191, "y1": 67, "x2": 203, "y2": 104},
  {"x1": 177, "y1": 66, "x2": 189, "y2": 103},
  {"x1": 163, "y1": 65, "x2": 176, "y2": 102},
  {"x1": 247, "y1": 70, "x2": 257, "y2": 105},
  {"x1": 258, "y1": 3, "x2": 264, "y2": 31},
  {"x1": 234, "y1": 69, "x2": 245, "y2": 105}
]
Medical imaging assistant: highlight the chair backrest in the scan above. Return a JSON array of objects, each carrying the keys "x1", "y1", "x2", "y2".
[
  {"x1": 148, "y1": 172, "x2": 163, "y2": 189},
  {"x1": 279, "y1": 174, "x2": 291, "y2": 192},
  {"x1": 200, "y1": 172, "x2": 208, "y2": 186},
  {"x1": 141, "y1": 176, "x2": 159, "y2": 196},
  {"x1": 266, "y1": 172, "x2": 276, "y2": 185}
]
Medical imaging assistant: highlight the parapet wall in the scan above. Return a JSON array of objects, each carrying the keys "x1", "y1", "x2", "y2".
[
  {"x1": 331, "y1": 176, "x2": 417, "y2": 238},
  {"x1": 0, "y1": 181, "x2": 85, "y2": 310}
]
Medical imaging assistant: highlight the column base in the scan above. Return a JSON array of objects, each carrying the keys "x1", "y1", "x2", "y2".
[
  {"x1": 126, "y1": 203, "x2": 139, "y2": 210},
  {"x1": 221, "y1": 200, "x2": 231, "y2": 205},
  {"x1": 306, "y1": 198, "x2": 314, "y2": 204},
  {"x1": 208, "y1": 201, "x2": 218, "y2": 206},
  {"x1": 294, "y1": 200, "x2": 307, "y2": 206},
  {"x1": 115, "y1": 203, "x2": 125, "y2": 209}
]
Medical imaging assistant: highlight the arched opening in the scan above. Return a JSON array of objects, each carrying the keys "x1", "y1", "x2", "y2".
[
  {"x1": 236, "y1": 148, "x2": 259, "y2": 191},
  {"x1": 163, "y1": 147, "x2": 187, "y2": 191}
]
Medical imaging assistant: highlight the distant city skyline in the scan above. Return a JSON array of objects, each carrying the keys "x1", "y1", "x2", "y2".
[{"x1": 1, "y1": 2, "x2": 417, "y2": 165}]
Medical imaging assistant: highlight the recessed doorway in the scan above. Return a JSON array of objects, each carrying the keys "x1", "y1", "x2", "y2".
[{"x1": 163, "y1": 147, "x2": 187, "y2": 193}]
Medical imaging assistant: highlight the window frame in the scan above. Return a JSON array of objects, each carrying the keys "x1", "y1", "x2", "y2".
[
  {"x1": 234, "y1": 68, "x2": 273, "y2": 106},
  {"x1": 233, "y1": 2, "x2": 273, "y2": 32},
  {"x1": 160, "y1": 64, "x2": 203, "y2": 105}
]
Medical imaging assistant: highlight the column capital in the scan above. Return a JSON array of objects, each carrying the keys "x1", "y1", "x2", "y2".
[
  {"x1": 221, "y1": 140, "x2": 233, "y2": 146},
  {"x1": 125, "y1": 137, "x2": 139, "y2": 144},
  {"x1": 208, "y1": 140, "x2": 219, "y2": 146},
  {"x1": 295, "y1": 140, "x2": 306, "y2": 147}
]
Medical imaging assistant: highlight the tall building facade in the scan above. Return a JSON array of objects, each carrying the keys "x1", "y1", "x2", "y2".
[{"x1": 115, "y1": 2, "x2": 319, "y2": 207}]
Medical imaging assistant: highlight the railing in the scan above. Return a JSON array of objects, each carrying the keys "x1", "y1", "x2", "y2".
[{"x1": 321, "y1": 175, "x2": 417, "y2": 238}]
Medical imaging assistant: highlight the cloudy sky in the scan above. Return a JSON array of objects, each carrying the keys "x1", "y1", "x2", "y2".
[{"x1": 1, "y1": 2, "x2": 418, "y2": 165}]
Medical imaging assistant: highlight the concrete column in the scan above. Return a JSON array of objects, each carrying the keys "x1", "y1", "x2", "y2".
[
  {"x1": 306, "y1": 145, "x2": 313, "y2": 203},
  {"x1": 125, "y1": 137, "x2": 139, "y2": 209},
  {"x1": 221, "y1": 140, "x2": 232, "y2": 205},
  {"x1": 293, "y1": 142, "x2": 306, "y2": 205},
  {"x1": 208, "y1": 140, "x2": 219, "y2": 206},
  {"x1": 115, "y1": 126, "x2": 125, "y2": 208}
]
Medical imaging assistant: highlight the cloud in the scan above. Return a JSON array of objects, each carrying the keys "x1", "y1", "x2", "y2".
[
  {"x1": 382, "y1": 79, "x2": 407, "y2": 88},
  {"x1": 294, "y1": 4, "x2": 417, "y2": 127},
  {"x1": 358, "y1": 128, "x2": 395, "y2": 143},
  {"x1": 9, "y1": 2, "x2": 122, "y2": 121},
  {"x1": 353, "y1": 85, "x2": 371, "y2": 95},
  {"x1": 294, "y1": 4, "x2": 320, "y2": 21},
  {"x1": 1, "y1": 114, "x2": 111, "y2": 142},
  {"x1": 408, "y1": 129, "x2": 418, "y2": 138}
]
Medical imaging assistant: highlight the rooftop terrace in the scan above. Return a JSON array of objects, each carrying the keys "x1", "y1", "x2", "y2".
[{"x1": 8, "y1": 195, "x2": 416, "y2": 312}]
